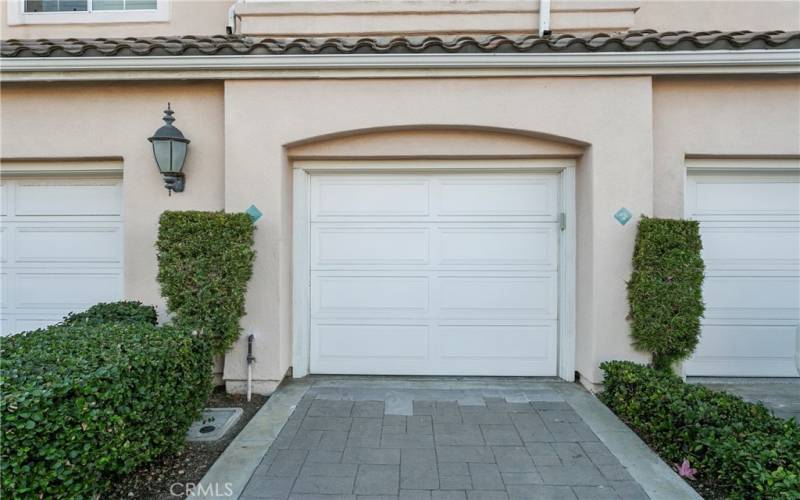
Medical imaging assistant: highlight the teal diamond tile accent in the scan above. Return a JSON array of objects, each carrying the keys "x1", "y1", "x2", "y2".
[
  {"x1": 245, "y1": 205, "x2": 262, "y2": 222},
  {"x1": 614, "y1": 207, "x2": 632, "y2": 225}
]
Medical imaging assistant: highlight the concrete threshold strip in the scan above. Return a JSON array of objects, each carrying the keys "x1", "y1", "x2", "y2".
[{"x1": 191, "y1": 377, "x2": 699, "y2": 500}]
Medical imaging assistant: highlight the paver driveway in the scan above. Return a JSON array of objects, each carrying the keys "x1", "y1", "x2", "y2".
[{"x1": 239, "y1": 380, "x2": 651, "y2": 500}]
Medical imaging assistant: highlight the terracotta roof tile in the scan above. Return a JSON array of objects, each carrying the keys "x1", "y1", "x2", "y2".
[{"x1": 2, "y1": 31, "x2": 799, "y2": 57}]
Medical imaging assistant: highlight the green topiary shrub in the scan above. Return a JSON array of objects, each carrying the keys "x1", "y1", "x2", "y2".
[
  {"x1": 0, "y1": 323, "x2": 212, "y2": 498},
  {"x1": 156, "y1": 211, "x2": 256, "y2": 354},
  {"x1": 627, "y1": 216, "x2": 705, "y2": 371},
  {"x1": 601, "y1": 361, "x2": 800, "y2": 498},
  {"x1": 61, "y1": 300, "x2": 158, "y2": 327}
]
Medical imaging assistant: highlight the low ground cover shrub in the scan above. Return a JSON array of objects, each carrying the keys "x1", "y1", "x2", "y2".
[
  {"x1": 156, "y1": 211, "x2": 256, "y2": 354},
  {"x1": 0, "y1": 323, "x2": 212, "y2": 498},
  {"x1": 601, "y1": 361, "x2": 800, "y2": 498},
  {"x1": 627, "y1": 216, "x2": 705, "y2": 371},
  {"x1": 61, "y1": 300, "x2": 158, "y2": 326}
]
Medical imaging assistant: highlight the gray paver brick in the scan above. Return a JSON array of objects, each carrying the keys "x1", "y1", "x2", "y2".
[
  {"x1": 301, "y1": 462, "x2": 359, "y2": 477},
  {"x1": 510, "y1": 413, "x2": 554, "y2": 442},
  {"x1": 354, "y1": 401, "x2": 385, "y2": 418},
  {"x1": 572, "y1": 485, "x2": 620, "y2": 499},
  {"x1": 529, "y1": 401, "x2": 571, "y2": 411},
  {"x1": 436, "y1": 446, "x2": 495, "y2": 463},
  {"x1": 343, "y1": 447, "x2": 401, "y2": 465},
  {"x1": 551, "y1": 443, "x2": 592, "y2": 466},
  {"x1": 303, "y1": 417, "x2": 353, "y2": 432},
  {"x1": 598, "y1": 464, "x2": 633, "y2": 482},
  {"x1": 468, "y1": 463, "x2": 504, "y2": 490},
  {"x1": 461, "y1": 411, "x2": 512, "y2": 425},
  {"x1": 507, "y1": 485, "x2": 577, "y2": 500},
  {"x1": 401, "y1": 448, "x2": 439, "y2": 489},
  {"x1": 320, "y1": 431, "x2": 350, "y2": 450},
  {"x1": 412, "y1": 401, "x2": 435, "y2": 416},
  {"x1": 408, "y1": 415, "x2": 433, "y2": 434},
  {"x1": 400, "y1": 491, "x2": 432, "y2": 500},
  {"x1": 309, "y1": 400, "x2": 354, "y2": 417},
  {"x1": 243, "y1": 475, "x2": 295, "y2": 499},
  {"x1": 500, "y1": 472, "x2": 543, "y2": 485},
  {"x1": 480, "y1": 425, "x2": 522, "y2": 446},
  {"x1": 538, "y1": 410, "x2": 582, "y2": 424},
  {"x1": 466, "y1": 491, "x2": 508, "y2": 500},
  {"x1": 292, "y1": 430, "x2": 324, "y2": 449},
  {"x1": 382, "y1": 432, "x2": 435, "y2": 449},
  {"x1": 491, "y1": 447, "x2": 535, "y2": 473},
  {"x1": 536, "y1": 465, "x2": 608, "y2": 486},
  {"x1": 439, "y1": 475, "x2": 472, "y2": 490},
  {"x1": 435, "y1": 424, "x2": 485, "y2": 446},
  {"x1": 355, "y1": 464, "x2": 400, "y2": 495},
  {"x1": 432, "y1": 491, "x2": 467, "y2": 500},
  {"x1": 579, "y1": 442, "x2": 619, "y2": 466},
  {"x1": 307, "y1": 450, "x2": 343, "y2": 463},
  {"x1": 438, "y1": 462, "x2": 469, "y2": 476},
  {"x1": 610, "y1": 481, "x2": 649, "y2": 499},
  {"x1": 525, "y1": 442, "x2": 561, "y2": 466},
  {"x1": 268, "y1": 457, "x2": 305, "y2": 477},
  {"x1": 293, "y1": 475, "x2": 356, "y2": 495},
  {"x1": 289, "y1": 495, "x2": 356, "y2": 500}
]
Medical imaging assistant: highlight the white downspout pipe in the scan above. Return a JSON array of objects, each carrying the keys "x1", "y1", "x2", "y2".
[
  {"x1": 226, "y1": 0, "x2": 244, "y2": 35},
  {"x1": 539, "y1": 0, "x2": 552, "y2": 36}
]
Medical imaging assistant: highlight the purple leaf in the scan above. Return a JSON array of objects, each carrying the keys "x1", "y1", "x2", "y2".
[{"x1": 676, "y1": 459, "x2": 697, "y2": 480}]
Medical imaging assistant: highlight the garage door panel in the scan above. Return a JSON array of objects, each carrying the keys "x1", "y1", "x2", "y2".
[
  {"x1": 14, "y1": 225, "x2": 123, "y2": 265},
  {"x1": 704, "y1": 275, "x2": 800, "y2": 320},
  {"x1": 0, "y1": 226, "x2": 7, "y2": 263},
  {"x1": 312, "y1": 176, "x2": 430, "y2": 219},
  {"x1": 0, "y1": 183, "x2": 8, "y2": 216},
  {"x1": 685, "y1": 323, "x2": 799, "y2": 377},
  {"x1": 688, "y1": 173, "x2": 800, "y2": 221},
  {"x1": 312, "y1": 226, "x2": 430, "y2": 267},
  {"x1": 439, "y1": 275, "x2": 557, "y2": 319},
  {"x1": 700, "y1": 224, "x2": 800, "y2": 271},
  {"x1": 1, "y1": 177, "x2": 124, "y2": 336},
  {"x1": 438, "y1": 225, "x2": 558, "y2": 269},
  {"x1": 437, "y1": 175, "x2": 558, "y2": 219},
  {"x1": 687, "y1": 170, "x2": 800, "y2": 377},
  {"x1": 312, "y1": 275, "x2": 430, "y2": 317},
  {"x1": 308, "y1": 171, "x2": 561, "y2": 376},
  {"x1": 14, "y1": 272, "x2": 123, "y2": 310},
  {"x1": 14, "y1": 179, "x2": 122, "y2": 217}
]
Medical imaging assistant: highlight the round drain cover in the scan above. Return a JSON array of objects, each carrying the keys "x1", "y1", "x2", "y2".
[{"x1": 199, "y1": 425, "x2": 216, "y2": 434}]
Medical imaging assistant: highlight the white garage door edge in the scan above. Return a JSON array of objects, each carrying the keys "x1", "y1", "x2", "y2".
[
  {"x1": 291, "y1": 159, "x2": 577, "y2": 381},
  {"x1": 683, "y1": 158, "x2": 800, "y2": 378}
]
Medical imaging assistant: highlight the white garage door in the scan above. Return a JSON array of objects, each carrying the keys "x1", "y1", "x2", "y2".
[
  {"x1": 308, "y1": 172, "x2": 560, "y2": 376},
  {"x1": 685, "y1": 171, "x2": 800, "y2": 377},
  {"x1": 0, "y1": 176, "x2": 124, "y2": 335}
]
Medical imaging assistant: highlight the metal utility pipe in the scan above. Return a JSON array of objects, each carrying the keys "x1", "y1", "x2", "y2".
[{"x1": 539, "y1": 0, "x2": 552, "y2": 36}]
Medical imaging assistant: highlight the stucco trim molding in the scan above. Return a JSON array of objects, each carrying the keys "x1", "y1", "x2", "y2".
[{"x1": 2, "y1": 50, "x2": 799, "y2": 82}]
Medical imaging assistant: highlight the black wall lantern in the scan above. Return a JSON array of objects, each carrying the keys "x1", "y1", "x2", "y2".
[{"x1": 148, "y1": 103, "x2": 190, "y2": 194}]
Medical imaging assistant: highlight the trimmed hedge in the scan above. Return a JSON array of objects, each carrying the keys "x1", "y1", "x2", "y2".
[
  {"x1": 601, "y1": 361, "x2": 800, "y2": 498},
  {"x1": 627, "y1": 216, "x2": 705, "y2": 370},
  {"x1": 0, "y1": 323, "x2": 212, "y2": 498},
  {"x1": 156, "y1": 211, "x2": 256, "y2": 354},
  {"x1": 61, "y1": 300, "x2": 158, "y2": 327}
]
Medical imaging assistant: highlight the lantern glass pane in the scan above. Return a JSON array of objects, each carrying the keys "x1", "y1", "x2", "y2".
[
  {"x1": 171, "y1": 141, "x2": 187, "y2": 173},
  {"x1": 152, "y1": 140, "x2": 172, "y2": 173}
]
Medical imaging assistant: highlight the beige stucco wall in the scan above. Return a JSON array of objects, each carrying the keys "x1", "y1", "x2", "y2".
[
  {"x1": 2, "y1": 74, "x2": 798, "y2": 393},
  {"x1": 633, "y1": 0, "x2": 800, "y2": 32},
  {"x1": 0, "y1": 81, "x2": 226, "y2": 324},
  {"x1": 222, "y1": 76, "x2": 654, "y2": 390},
  {"x1": 653, "y1": 76, "x2": 800, "y2": 219},
  {"x1": 1, "y1": 0, "x2": 232, "y2": 39}
]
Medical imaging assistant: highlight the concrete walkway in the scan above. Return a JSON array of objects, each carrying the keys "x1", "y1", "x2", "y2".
[
  {"x1": 690, "y1": 377, "x2": 800, "y2": 421},
  {"x1": 196, "y1": 378, "x2": 698, "y2": 500}
]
